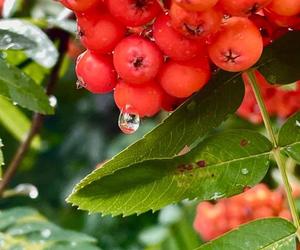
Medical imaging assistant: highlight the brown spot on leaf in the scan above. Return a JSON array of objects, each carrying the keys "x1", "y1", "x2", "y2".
[
  {"x1": 240, "y1": 139, "x2": 249, "y2": 147},
  {"x1": 196, "y1": 160, "x2": 206, "y2": 168}
]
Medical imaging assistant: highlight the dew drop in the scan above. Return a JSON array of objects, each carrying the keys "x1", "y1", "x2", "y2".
[
  {"x1": 296, "y1": 120, "x2": 300, "y2": 128},
  {"x1": 41, "y1": 229, "x2": 52, "y2": 238},
  {"x1": 49, "y1": 95, "x2": 57, "y2": 108},
  {"x1": 241, "y1": 168, "x2": 249, "y2": 175},
  {"x1": 13, "y1": 102, "x2": 18, "y2": 106},
  {"x1": 15, "y1": 183, "x2": 39, "y2": 199},
  {"x1": 118, "y1": 111, "x2": 140, "y2": 135},
  {"x1": 3, "y1": 35, "x2": 12, "y2": 43},
  {"x1": 71, "y1": 242, "x2": 77, "y2": 247}
]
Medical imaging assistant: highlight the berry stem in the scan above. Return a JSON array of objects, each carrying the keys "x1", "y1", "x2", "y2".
[{"x1": 246, "y1": 69, "x2": 300, "y2": 238}]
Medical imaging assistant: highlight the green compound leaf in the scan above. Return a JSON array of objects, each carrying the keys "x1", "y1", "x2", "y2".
[
  {"x1": 0, "y1": 29, "x2": 36, "y2": 50},
  {"x1": 278, "y1": 112, "x2": 300, "y2": 163},
  {"x1": 68, "y1": 130, "x2": 272, "y2": 216},
  {"x1": 0, "y1": 207, "x2": 101, "y2": 250},
  {"x1": 197, "y1": 218, "x2": 296, "y2": 250},
  {"x1": 259, "y1": 31, "x2": 300, "y2": 84},
  {"x1": 0, "y1": 58, "x2": 54, "y2": 114}
]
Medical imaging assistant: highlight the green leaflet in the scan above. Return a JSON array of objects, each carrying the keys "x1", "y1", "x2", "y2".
[
  {"x1": 0, "y1": 29, "x2": 36, "y2": 50},
  {"x1": 197, "y1": 218, "x2": 296, "y2": 250},
  {"x1": 68, "y1": 130, "x2": 272, "y2": 216},
  {"x1": 0, "y1": 207, "x2": 101, "y2": 250},
  {"x1": 259, "y1": 31, "x2": 300, "y2": 84},
  {"x1": 0, "y1": 58, "x2": 53, "y2": 114},
  {"x1": 278, "y1": 112, "x2": 300, "y2": 163}
]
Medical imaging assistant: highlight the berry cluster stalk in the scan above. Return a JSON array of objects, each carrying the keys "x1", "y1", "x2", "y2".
[{"x1": 246, "y1": 69, "x2": 300, "y2": 239}]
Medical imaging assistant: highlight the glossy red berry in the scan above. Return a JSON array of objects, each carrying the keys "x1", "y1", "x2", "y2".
[
  {"x1": 153, "y1": 14, "x2": 207, "y2": 61},
  {"x1": 113, "y1": 35, "x2": 163, "y2": 84},
  {"x1": 208, "y1": 17, "x2": 263, "y2": 72},
  {"x1": 76, "y1": 50, "x2": 117, "y2": 93},
  {"x1": 170, "y1": 4, "x2": 222, "y2": 41},
  {"x1": 114, "y1": 81, "x2": 163, "y2": 117},
  {"x1": 60, "y1": 0, "x2": 100, "y2": 12},
  {"x1": 266, "y1": 0, "x2": 300, "y2": 16},
  {"x1": 218, "y1": 0, "x2": 272, "y2": 16},
  {"x1": 174, "y1": 0, "x2": 218, "y2": 12},
  {"x1": 107, "y1": 0, "x2": 161, "y2": 27},
  {"x1": 159, "y1": 56, "x2": 211, "y2": 98},
  {"x1": 77, "y1": 9, "x2": 126, "y2": 53}
]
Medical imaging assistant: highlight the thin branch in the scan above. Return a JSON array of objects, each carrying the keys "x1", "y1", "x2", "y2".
[{"x1": 0, "y1": 29, "x2": 69, "y2": 196}]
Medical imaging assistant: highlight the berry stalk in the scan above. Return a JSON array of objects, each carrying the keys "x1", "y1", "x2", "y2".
[{"x1": 246, "y1": 69, "x2": 300, "y2": 239}]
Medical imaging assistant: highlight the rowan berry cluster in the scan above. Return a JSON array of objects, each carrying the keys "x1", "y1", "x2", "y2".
[
  {"x1": 59, "y1": 0, "x2": 300, "y2": 121},
  {"x1": 193, "y1": 184, "x2": 295, "y2": 241},
  {"x1": 238, "y1": 71, "x2": 300, "y2": 123}
]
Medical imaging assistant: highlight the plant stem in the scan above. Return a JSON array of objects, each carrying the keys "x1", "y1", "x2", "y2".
[
  {"x1": 246, "y1": 69, "x2": 300, "y2": 238},
  {"x1": 0, "y1": 29, "x2": 69, "y2": 197}
]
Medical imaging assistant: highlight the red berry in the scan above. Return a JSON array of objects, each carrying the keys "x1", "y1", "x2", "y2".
[
  {"x1": 159, "y1": 56, "x2": 211, "y2": 98},
  {"x1": 153, "y1": 14, "x2": 207, "y2": 61},
  {"x1": 249, "y1": 14, "x2": 275, "y2": 46},
  {"x1": 107, "y1": 0, "x2": 161, "y2": 27},
  {"x1": 114, "y1": 81, "x2": 163, "y2": 117},
  {"x1": 264, "y1": 8, "x2": 300, "y2": 28},
  {"x1": 77, "y1": 9, "x2": 126, "y2": 53},
  {"x1": 113, "y1": 35, "x2": 163, "y2": 84},
  {"x1": 218, "y1": 0, "x2": 272, "y2": 16},
  {"x1": 60, "y1": 0, "x2": 100, "y2": 12},
  {"x1": 174, "y1": 0, "x2": 218, "y2": 12},
  {"x1": 76, "y1": 51, "x2": 117, "y2": 93},
  {"x1": 266, "y1": 0, "x2": 300, "y2": 17},
  {"x1": 208, "y1": 17, "x2": 263, "y2": 72},
  {"x1": 169, "y1": 4, "x2": 222, "y2": 41}
]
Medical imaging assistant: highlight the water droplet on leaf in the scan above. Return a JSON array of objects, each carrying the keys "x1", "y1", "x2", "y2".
[
  {"x1": 41, "y1": 229, "x2": 52, "y2": 238},
  {"x1": 49, "y1": 95, "x2": 57, "y2": 108},
  {"x1": 241, "y1": 168, "x2": 249, "y2": 175}
]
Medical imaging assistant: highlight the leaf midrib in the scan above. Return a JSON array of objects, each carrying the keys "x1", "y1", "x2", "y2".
[{"x1": 260, "y1": 233, "x2": 295, "y2": 249}]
